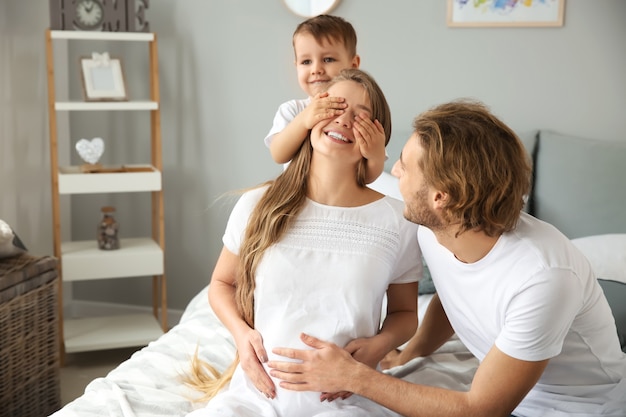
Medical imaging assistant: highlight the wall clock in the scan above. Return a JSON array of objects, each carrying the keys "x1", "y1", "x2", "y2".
[
  {"x1": 75, "y1": 0, "x2": 105, "y2": 30},
  {"x1": 49, "y1": 0, "x2": 150, "y2": 32},
  {"x1": 283, "y1": 0, "x2": 341, "y2": 17}
]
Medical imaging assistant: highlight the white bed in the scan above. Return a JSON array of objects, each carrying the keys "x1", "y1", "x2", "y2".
[
  {"x1": 50, "y1": 140, "x2": 626, "y2": 415},
  {"x1": 51, "y1": 161, "x2": 626, "y2": 416},
  {"x1": 51, "y1": 285, "x2": 478, "y2": 417},
  {"x1": 49, "y1": 171, "x2": 479, "y2": 417}
]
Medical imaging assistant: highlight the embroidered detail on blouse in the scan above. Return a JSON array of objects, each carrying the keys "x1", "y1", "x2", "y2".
[{"x1": 279, "y1": 217, "x2": 399, "y2": 257}]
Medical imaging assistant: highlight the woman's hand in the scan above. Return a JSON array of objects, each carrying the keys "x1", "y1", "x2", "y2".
[
  {"x1": 319, "y1": 335, "x2": 386, "y2": 402},
  {"x1": 380, "y1": 348, "x2": 410, "y2": 370},
  {"x1": 346, "y1": 335, "x2": 388, "y2": 369},
  {"x1": 233, "y1": 327, "x2": 276, "y2": 399}
]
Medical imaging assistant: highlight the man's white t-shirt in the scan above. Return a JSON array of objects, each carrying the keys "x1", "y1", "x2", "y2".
[{"x1": 419, "y1": 212, "x2": 626, "y2": 416}]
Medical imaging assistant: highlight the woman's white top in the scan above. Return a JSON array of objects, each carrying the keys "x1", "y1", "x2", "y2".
[{"x1": 196, "y1": 186, "x2": 421, "y2": 417}]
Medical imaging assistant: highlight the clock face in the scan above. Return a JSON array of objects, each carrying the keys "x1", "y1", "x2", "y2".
[{"x1": 75, "y1": 0, "x2": 104, "y2": 30}]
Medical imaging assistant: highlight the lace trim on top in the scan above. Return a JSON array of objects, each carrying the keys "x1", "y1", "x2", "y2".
[{"x1": 279, "y1": 217, "x2": 399, "y2": 257}]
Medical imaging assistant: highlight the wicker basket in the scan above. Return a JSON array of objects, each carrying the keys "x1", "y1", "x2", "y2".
[{"x1": 0, "y1": 254, "x2": 61, "y2": 417}]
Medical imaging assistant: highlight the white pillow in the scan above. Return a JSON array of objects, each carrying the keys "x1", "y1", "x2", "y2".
[
  {"x1": 368, "y1": 171, "x2": 403, "y2": 201},
  {"x1": 571, "y1": 234, "x2": 626, "y2": 284},
  {"x1": 0, "y1": 219, "x2": 27, "y2": 259}
]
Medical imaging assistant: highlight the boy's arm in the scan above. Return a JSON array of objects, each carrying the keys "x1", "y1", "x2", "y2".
[
  {"x1": 354, "y1": 114, "x2": 386, "y2": 184},
  {"x1": 269, "y1": 110, "x2": 316, "y2": 164},
  {"x1": 269, "y1": 93, "x2": 347, "y2": 164},
  {"x1": 365, "y1": 157, "x2": 385, "y2": 184}
]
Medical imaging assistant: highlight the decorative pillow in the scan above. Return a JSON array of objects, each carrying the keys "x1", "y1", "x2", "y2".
[
  {"x1": 0, "y1": 219, "x2": 27, "y2": 259},
  {"x1": 368, "y1": 171, "x2": 403, "y2": 201},
  {"x1": 571, "y1": 234, "x2": 626, "y2": 284},
  {"x1": 572, "y1": 234, "x2": 626, "y2": 352},
  {"x1": 418, "y1": 258, "x2": 436, "y2": 295},
  {"x1": 516, "y1": 130, "x2": 538, "y2": 214},
  {"x1": 598, "y1": 279, "x2": 626, "y2": 352},
  {"x1": 533, "y1": 131, "x2": 626, "y2": 239},
  {"x1": 516, "y1": 129, "x2": 539, "y2": 158}
]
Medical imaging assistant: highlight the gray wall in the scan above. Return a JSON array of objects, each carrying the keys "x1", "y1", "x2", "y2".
[{"x1": 2, "y1": 1, "x2": 625, "y2": 312}]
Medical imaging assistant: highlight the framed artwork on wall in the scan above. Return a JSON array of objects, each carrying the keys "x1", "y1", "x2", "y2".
[
  {"x1": 447, "y1": 0, "x2": 565, "y2": 27},
  {"x1": 80, "y1": 53, "x2": 127, "y2": 101}
]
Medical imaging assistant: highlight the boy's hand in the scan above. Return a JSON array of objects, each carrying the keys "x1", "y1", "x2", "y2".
[
  {"x1": 301, "y1": 92, "x2": 347, "y2": 129},
  {"x1": 354, "y1": 113, "x2": 386, "y2": 163}
]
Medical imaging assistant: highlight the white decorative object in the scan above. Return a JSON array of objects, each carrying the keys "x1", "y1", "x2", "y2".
[
  {"x1": 0, "y1": 219, "x2": 27, "y2": 258},
  {"x1": 76, "y1": 137, "x2": 105, "y2": 165},
  {"x1": 80, "y1": 53, "x2": 127, "y2": 101},
  {"x1": 91, "y1": 51, "x2": 111, "y2": 65},
  {"x1": 571, "y1": 234, "x2": 626, "y2": 284}
]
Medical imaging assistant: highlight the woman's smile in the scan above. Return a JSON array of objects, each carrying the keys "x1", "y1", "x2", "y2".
[{"x1": 325, "y1": 130, "x2": 353, "y2": 144}]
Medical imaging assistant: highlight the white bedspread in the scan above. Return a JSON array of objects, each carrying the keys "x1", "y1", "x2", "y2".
[{"x1": 52, "y1": 286, "x2": 478, "y2": 417}]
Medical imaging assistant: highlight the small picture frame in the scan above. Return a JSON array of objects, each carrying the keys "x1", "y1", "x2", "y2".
[{"x1": 80, "y1": 53, "x2": 128, "y2": 101}]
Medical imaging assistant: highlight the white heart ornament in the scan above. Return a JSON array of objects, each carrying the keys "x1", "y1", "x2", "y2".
[{"x1": 76, "y1": 137, "x2": 105, "y2": 165}]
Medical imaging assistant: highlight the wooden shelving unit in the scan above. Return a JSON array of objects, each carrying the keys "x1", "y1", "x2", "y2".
[{"x1": 45, "y1": 29, "x2": 167, "y2": 357}]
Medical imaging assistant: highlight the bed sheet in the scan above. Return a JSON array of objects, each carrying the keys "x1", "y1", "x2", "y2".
[{"x1": 51, "y1": 286, "x2": 478, "y2": 417}]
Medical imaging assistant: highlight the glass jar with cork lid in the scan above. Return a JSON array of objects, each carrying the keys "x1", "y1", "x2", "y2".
[{"x1": 97, "y1": 206, "x2": 120, "y2": 250}]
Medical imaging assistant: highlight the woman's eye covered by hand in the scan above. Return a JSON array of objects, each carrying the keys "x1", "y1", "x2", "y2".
[{"x1": 355, "y1": 112, "x2": 373, "y2": 122}]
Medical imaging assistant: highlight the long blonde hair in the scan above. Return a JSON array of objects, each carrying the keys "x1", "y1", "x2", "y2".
[{"x1": 186, "y1": 68, "x2": 391, "y2": 399}]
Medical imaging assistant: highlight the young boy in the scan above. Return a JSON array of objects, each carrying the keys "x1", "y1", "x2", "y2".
[{"x1": 264, "y1": 15, "x2": 386, "y2": 184}]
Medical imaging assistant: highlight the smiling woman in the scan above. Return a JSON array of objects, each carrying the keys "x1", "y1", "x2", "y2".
[{"x1": 183, "y1": 68, "x2": 422, "y2": 417}]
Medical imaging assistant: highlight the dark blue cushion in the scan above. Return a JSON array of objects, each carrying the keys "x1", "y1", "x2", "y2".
[{"x1": 418, "y1": 258, "x2": 436, "y2": 295}]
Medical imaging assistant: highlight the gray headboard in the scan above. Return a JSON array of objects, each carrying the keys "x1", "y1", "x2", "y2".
[{"x1": 531, "y1": 131, "x2": 626, "y2": 239}]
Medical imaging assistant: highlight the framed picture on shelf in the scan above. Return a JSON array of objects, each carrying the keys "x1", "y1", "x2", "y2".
[
  {"x1": 80, "y1": 52, "x2": 128, "y2": 101},
  {"x1": 447, "y1": 0, "x2": 565, "y2": 27}
]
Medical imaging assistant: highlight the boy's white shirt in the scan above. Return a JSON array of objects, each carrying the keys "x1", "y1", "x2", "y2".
[{"x1": 264, "y1": 98, "x2": 311, "y2": 148}]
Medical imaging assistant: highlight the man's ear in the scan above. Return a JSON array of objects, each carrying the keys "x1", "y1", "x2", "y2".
[{"x1": 432, "y1": 190, "x2": 449, "y2": 209}]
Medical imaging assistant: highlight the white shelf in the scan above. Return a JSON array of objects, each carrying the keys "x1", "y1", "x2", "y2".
[
  {"x1": 55, "y1": 101, "x2": 158, "y2": 111},
  {"x1": 61, "y1": 238, "x2": 164, "y2": 281},
  {"x1": 64, "y1": 313, "x2": 164, "y2": 353},
  {"x1": 58, "y1": 165, "x2": 161, "y2": 194},
  {"x1": 50, "y1": 30, "x2": 155, "y2": 42}
]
